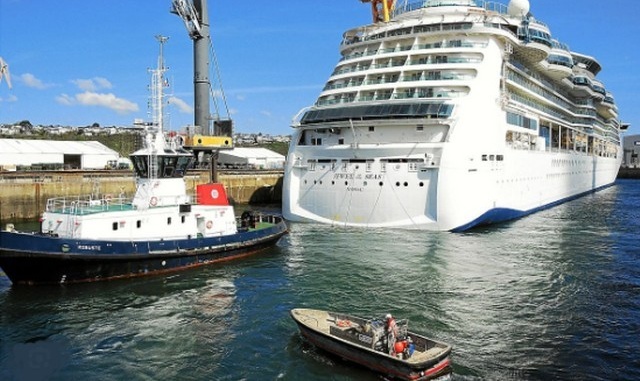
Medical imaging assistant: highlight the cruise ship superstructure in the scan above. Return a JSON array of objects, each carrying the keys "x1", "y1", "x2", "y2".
[{"x1": 283, "y1": 0, "x2": 626, "y2": 231}]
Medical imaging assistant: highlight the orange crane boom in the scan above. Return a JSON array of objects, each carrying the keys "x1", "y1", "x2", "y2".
[{"x1": 361, "y1": 0, "x2": 396, "y2": 23}]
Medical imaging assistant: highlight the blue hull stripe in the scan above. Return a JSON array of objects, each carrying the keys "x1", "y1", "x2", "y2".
[{"x1": 451, "y1": 183, "x2": 616, "y2": 232}]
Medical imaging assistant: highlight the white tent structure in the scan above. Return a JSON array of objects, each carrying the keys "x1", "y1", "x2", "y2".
[
  {"x1": 217, "y1": 147, "x2": 285, "y2": 169},
  {"x1": 0, "y1": 139, "x2": 120, "y2": 170}
]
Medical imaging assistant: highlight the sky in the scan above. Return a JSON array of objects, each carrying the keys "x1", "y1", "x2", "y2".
[{"x1": 0, "y1": 0, "x2": 638, "y2": 137}]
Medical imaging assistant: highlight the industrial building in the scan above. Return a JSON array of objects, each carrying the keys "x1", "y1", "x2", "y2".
[
  {"x1": 622, "y1": 134, "x2": 640, "y2": 168},
  {"x1": 0, "y1": 139, "x2": 120, "y2": 170},
  {"x1": 217, "y1": 147, "x2": 285, "y2": 170}
]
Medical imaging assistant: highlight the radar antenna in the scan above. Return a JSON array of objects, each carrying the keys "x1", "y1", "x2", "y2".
[{"x1": 0, "y1": 57, "x2": 12, "y2": 89}]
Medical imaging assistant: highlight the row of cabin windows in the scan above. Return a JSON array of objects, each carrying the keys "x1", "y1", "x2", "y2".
[
  {"x1": 112, "y1": 215, "x2": 187, "y2": 231},
  {"x1": 306, "y1": 125, "x2": 424, "y2": 146},
  {"x1": 304, "y1": 179, "x2": 426, "y2": 187}
]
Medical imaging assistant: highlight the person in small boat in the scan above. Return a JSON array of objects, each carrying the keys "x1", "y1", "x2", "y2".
[{"x1": 385, "y1": 313, "x2": 398, "y2": 355}]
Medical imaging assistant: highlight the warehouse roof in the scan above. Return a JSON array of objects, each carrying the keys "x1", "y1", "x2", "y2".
[
  {"x1": 221, "y1": 147, "x2": 284, "y2": 159},
  {"x1": 0, "y1": 139, "x2": 117, "y2": 155}
]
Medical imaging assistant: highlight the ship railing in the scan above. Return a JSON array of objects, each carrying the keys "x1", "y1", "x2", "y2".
[
  {"x1": 46, "y1": 195, "x2": 135, "y2": 215},
  {"x1": 393, "y1": 0, "x2": 509, "y2": 18}
]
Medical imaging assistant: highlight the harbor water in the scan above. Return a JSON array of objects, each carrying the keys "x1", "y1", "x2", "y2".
[{"x1": 1, "y1": 179, "x2": 639, "y2": 380}]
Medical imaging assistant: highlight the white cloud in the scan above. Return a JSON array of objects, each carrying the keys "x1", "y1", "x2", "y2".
[
  {"x1": 57, "y1": 91, "x2": 138, "y2": 114},
  {"x1": 76, "y1": 91, "x2": 138, "y2": 114},
  {"x1": 168, "y1": 96, "x2": 193, "y2": 114},
  {"x1": 93, "y1": 77, "x2": 112, "y2": 89},
  {"x1": 260, "y1": 110, "x2": 272, "y2": 117},
  {"x1": 72, "y1": 77, "x2": 112, "y2": 92},
  {"x1": 20, "y1": 73, "x2": 52, "y2": 89},
  {"x1": 0, "y1": 94, "x2": 18, "y2": 102},
  {"x1": 55, "y1": 93, "x2": 74, "y2": 106}
]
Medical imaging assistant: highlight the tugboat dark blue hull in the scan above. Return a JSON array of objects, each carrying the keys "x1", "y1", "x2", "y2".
[{"x1": 0, "y1": 218, "x2": 287, "y2": 285}]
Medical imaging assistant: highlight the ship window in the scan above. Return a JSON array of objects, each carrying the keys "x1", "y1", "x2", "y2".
[
  {"x1": 112, "y1": 222, "x2": 118, "y2": 231},
  {"x1": 131, "y1": 155, "x2": 149, "y2": 178},
  {"x1": 167, "y1": 217, "x2": 172, "y2": 225},
  {"x1": 416, "y1": 125, "x2": 424, "y2": 131},
  {"x1": 497, "y1": 155, "x2": 504, "y2": 161},
  {"x1": 338, "y1": 138, "x2": 344, "y2": 145},
  {"x1": 369, "y1": 126, "x2": 375, "y2": 132},
  {"x1": 137, "y1": 220, "x2": 142, "y2": 228},
  {"x1": 181, "y1": 215, "x2": 186, "y2": 223},
  {"x1": 482, "y1": 155, "x2": 487, "y2": 161}
]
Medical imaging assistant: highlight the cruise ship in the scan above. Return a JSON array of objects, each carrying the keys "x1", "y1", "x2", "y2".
[{"x1": 282, "y1": 0, "x2": 626, "y2": 231}]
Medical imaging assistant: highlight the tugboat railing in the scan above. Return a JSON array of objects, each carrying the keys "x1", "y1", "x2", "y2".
[{"x1": 46, "y1": 195, "x2": 135, "y2": 215}]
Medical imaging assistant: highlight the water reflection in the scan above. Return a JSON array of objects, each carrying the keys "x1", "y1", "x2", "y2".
[{"x1": 0, "y1": 268, "x2": 240, "y2": 380}]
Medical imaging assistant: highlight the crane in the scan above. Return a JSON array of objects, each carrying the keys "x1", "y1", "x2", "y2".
[
  {"x1": 361, "y1": 0, "x2": 396, "y2": 23},
  {"x1": 0, "y1": 57, "x2": 11, "y2": 89},
  {"x1": 171, "y1": 0, "x2": 202, "y2": 39},
  {"x1": 170, "y1": 0, "x2": 233, "y2": 182}
]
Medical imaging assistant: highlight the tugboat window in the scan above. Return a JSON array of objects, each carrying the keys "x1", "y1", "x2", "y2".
[{"x1": 132, "y1": 156, "x2": 149, "y2": 178}]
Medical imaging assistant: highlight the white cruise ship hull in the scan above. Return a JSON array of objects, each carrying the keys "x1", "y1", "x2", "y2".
[{"x1": 283, "y1": 142, "x2": 621, "y2": 231}]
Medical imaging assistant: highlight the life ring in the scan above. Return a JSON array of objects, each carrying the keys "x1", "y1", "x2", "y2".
[
  {"x1": 150, "y1": 196, "x2": 158, "y2": 207},
  {"x1": 205, "y1": 220, "x2": 213, "y2": 229}
]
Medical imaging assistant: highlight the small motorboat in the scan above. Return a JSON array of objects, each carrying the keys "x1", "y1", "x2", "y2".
[{"x1": 290, "y1": 308, "x2": 452, "y2": 380}]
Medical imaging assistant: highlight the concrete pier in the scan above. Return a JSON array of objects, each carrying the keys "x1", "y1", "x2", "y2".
[
  {"x1": 617, "y1": 167, "x2": 640, "y2": 179},
  {"x1": 0, "y1": 170, "x2": 283, "y2": 221}
]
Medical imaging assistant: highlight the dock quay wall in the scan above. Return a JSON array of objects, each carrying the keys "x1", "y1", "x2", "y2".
[
  {"x1": 617, "y1": 167, "x2": 640, "y2": 179},
  {"x1": 0, "y1": 170, "x2": 283, "y2": 222}
]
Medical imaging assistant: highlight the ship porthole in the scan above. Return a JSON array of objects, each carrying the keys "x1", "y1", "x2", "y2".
[
  {"x1": 404, "y1": 182, "x2": 408, "y2": 187},
  {"x1": 162, "y1": 260, "x2": 166, "y2": 266},
  {"x1": 61, "y1": 244, "x2": 70, "y2": 253},
  {"x1": 379, "y1": 182, "x2": 383, "y2": 186},
  {"x1": 395, "y1": 182, "x2": 400, "y2": 187},
  {"x1": 419, "y1": 182, "x2": 424, "y2": 187}
]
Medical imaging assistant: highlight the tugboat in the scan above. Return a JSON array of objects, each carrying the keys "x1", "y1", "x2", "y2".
[
  {"x1": 0, "y1": 37, "x2": 288, "y2": 285},
  {"x1": 291, "y1": 308, "x2": 452, "y2": 380}
]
